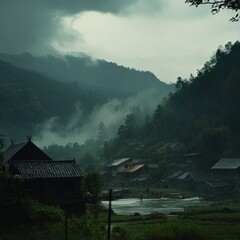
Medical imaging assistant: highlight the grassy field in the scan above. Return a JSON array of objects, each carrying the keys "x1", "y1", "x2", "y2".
[
  {"x1": 1, "y1": 199, "x2": 240, "y2": 240},
  {"x1": 107, "y1": 199, "x2": 240, "y2": 240}
]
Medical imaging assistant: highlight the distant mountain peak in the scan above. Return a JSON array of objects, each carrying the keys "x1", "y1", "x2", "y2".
[{"x1": 0, "y1": 52, "x2": 173, "y2": 95}]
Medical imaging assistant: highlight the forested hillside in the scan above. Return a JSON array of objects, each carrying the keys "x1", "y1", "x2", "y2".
[
  {"x1": 0, "y1": 52, "x2": 173, "y2": 97},
  {"x1": 100, "y1": 41, "x2": 240, "y2": 170},
  {"x1": 0, "y1": 59, "x2": 106, "y2": 139}
]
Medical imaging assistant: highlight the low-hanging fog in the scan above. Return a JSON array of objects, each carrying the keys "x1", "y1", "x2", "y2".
[{"x1": 34, "y1": 87, "x2": 166, "y2": 147}]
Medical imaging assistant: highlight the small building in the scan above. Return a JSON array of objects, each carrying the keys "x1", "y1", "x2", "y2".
[
  {"x1": 211, "y1": 158, "x2": 240, "y2": 190},
  {"x1": 202, "y1": 180, "x2": 231, "y2": 199},
  {"x1": 3, "y1": 138, "x2": 85, "y2": 213},
  {"x1": 106, "y1": 158, "x2": 132, "y2": 177},
  {"x1": 118, "y1": 164, "x2": 147, "y2": 180},
  {"x1": 176, "y1": 171, "x2": 207, "y2": 191},
  {"x1": 167, "y1": 169, "x2": 234, "y2": 199},
  {"x1": 166, "y1": 170, "x2": 184, "y2": 186},
  {"x1": 211, "y1": 158, "x2": 240, "y2": 180},
  {"x1": 105, "y1": 158, "x2": 149, "y2": 183},
  {"x1": 8, "y1": 160, "x2": 84, "y2": 212}
]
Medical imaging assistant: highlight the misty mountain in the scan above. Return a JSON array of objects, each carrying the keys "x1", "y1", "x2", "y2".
[
  {"x1": 0, "y1": 52, "x2": 173, "y2": 97},
  {"x1": 0, "y1": 59, "x2": 106, "y2": 140}
]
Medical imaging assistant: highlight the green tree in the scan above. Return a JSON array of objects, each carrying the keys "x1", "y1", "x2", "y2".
[
  {"x1": 118, "y1": 106, "x2": 141, "y2": 141},
  {"x1": 0, "y1": 134, "x2": 5, "y2": 166},
  {"x1": 97, "y1": 122, "x2": 107, "y2": 143},
  {"x1": 83, "y1": 172, "x2": 102, "y2": 217},
  {"x1": 185, "y1": 0, "x2": 240, "y2": 21},
  {"x1": 83, "y1": 172, "x2": 102, "y2": 200}
]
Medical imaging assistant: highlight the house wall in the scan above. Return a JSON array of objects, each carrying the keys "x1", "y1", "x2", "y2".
[{"x1": 25, "y1": 178, "x2": 82, "y2": 204}]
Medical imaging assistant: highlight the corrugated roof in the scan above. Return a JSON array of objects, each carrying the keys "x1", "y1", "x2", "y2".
[
  {"x1": 206, "y1": 181, "x2": 229, "y2": 188},
  {"x1": 110, "y1": 158, "x2": 131, "y2": 167},
  {"x1": 11, "y1": 160, "x2": 83, "y2": 179},
  {"x1": 178, "y1": 171, "x2": 210, "y2": 182},
  {"x1": 211, "y1": 158, "x2": 240, "y2": 170},
  {"x1": 167, "y1": 170, "x2": 183, "y2": 179},
  {"x1": 178, "y1": 172, "x2": 190, "y2": 180},
  {"x1": 146, "y1": 164, "x2": 158, "y2": 169},
  {"x1": 3, "y1": 141, "x2": 28, "y2": 161},
  {"x1": 119, "y1": 164, "x2": 145, "y2": 173}
]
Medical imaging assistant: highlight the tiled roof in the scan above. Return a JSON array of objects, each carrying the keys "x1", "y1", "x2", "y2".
[
  {"x1": 3, "y1": 141, "x2": 28, "y2": 161},
  {"x1": 11, "y1": 160, "x2": 83, "y2": 179},
  {"x1": 211, "y1": 158, "x2": 240, "y2": 170}
]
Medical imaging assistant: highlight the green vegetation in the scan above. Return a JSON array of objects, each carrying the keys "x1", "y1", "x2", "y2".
[
  {"x1": 0, "y1": 59, "x2": 106, "y2": 139},
  {"x1": 185, "y1": 0, "x2": 240, "y2": 22},
  {"x1": 0, "y1": 52, "x2": 172, "y2": 96},
  {"x1": 102, "y1": 41, "x2": 240, "y2": 172},
  {"x1": 1, "y1": 179, "x2": 240, "y2": 240}
]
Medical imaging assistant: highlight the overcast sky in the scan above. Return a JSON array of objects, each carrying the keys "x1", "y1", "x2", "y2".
[{"x1": 1, "y1": 0, "x2": 239, "y2": 83}]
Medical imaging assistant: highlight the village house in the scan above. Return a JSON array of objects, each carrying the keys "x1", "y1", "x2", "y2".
[
  {"x1": 166, "y1": 165, "x2": 234, "y2": 199},
  {"x1": 106, "y1": 157, "x2": 150, "y2": 184},
  {"x1": 210, "y1": 158, "x2": 240, "y2": 194},
  {"x1": 106, "y1": 158, "x2": 133, "y2": 177},
  {"x1": 211, "y1": 158, "x2": 240, "y2": 182},
  {"x1": 3, "y1": 138, "x2": 85, "y2": 213}
]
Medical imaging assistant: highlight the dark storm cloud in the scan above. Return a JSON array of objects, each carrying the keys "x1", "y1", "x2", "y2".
[
  {"x1": 43, "y1": 0, "x2": 138, "y2": 14},
  {"x1": 0, "y1": 0, "x2": 138, "y2": 54}
]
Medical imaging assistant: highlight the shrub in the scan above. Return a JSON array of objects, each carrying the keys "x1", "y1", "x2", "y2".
[
  {"x1": 141, "y1": 222, "x2": 208, "y2": 240},
  {"x1": 112, "y1": 225, "x2": 128, "y2": 240}
]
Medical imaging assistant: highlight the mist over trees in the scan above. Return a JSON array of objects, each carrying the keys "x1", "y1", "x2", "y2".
[
  {"x1": 0, "y1": 53, "x2": 172, "y2": 148},
  {"x1": 0, "y1": 53, "x2": 173, "y2": 97},
  {"x1": 0, "y1": 59, "x2": 106, "y2": 140},
  {"x1": 101, "y1": 41, "x2": 240, "y2": 170},
  {"x1": 1, "y1": 40, "x2": 240, "y2": 173}
]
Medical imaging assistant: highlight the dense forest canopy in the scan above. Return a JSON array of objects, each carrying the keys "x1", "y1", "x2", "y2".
[
  {"x1": 0, "y1": 53, "x2": 173, "y2": 98},
  {"x1": 41, "y1": 41, "x2": 240, "y2": 173},
  {"x1": 0, "y1": 53, "x2": 172, "y2": 147},
  {"x1": 97, "y1": 41, "x2": 240, "y2": 170},
  {"x1": 0, "y1": 59, "x2": 106, "y2": 139},
  {"x1": 1, "y1": 40, "x2": 240, "y2": 173}
]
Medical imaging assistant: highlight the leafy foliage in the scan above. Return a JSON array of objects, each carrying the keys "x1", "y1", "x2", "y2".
[
  {"x1": 185, "y1": 0, "x2": 240, "y2": 21},
  {"x1": 83, "y1": 171, "x2": 102, "y2": 199},
  {"x1": 104, "y1": 41, "x2": 240, "y2": 171}
]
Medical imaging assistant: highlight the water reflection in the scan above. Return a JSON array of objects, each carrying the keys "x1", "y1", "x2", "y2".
[{"x1": 102, "y1": 197, "x2": 207, "y2": 215}]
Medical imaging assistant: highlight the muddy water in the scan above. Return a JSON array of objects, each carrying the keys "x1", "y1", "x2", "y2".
[{"x1": 102, "y1": 197, "x2": 207, "y2": 215}]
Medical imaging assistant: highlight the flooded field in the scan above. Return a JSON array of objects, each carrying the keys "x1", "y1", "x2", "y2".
[{"x1": 102, "y1": 197, "x2": 208, "y2": 215}]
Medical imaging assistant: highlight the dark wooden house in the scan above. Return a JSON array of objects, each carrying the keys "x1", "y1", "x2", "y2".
[
  {"x1": 167, "y1": 170, "x2": 233, "y2": 199},
  {"x1": 3, "y1": 139, "x2": 85, "y2": 213},
  {"x1": 211, "y1": 158, "x2": 240, "y2": 181},
  {"x1": 3, "y1": 138, "x2": 52, "y2": 163}
]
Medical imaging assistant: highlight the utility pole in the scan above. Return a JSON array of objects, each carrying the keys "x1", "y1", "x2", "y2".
[
  {"x1": 107, "y1": 189, "x2": 112, "y2": 240},
  {"x1": 65, "y1": 210, "x2": 68, "y2": 240}
]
